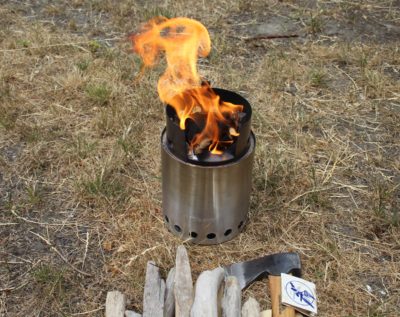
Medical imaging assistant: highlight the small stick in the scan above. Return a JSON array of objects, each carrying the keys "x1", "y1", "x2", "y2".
[
  {"x1": 82, "y1": 231, "x2": 90, "y2": 269},
  {"x1": 288, "y1": 186, "x2": 336, "y2": 204},
  {"x1": 126, "y1": 244, "x2": 163, "y2": 266},
  {"x1": 0, "y1": 261, "x2": 25, "y2": 264},
  {"x1": 29, "y1": 231, "x2": 92, "y2": 277},
  {"x1": 244, "y1": 34, "x2": 299, "y2": 41},
  {"x1": 334, "y1": 65, "x2": 359, "y2": 91},
  {"x1": 0, "y1": 253, "x2": 33, "y2": 264},
  {"x1": 11, "y1": 208, "x2": 90, "y2": 228},
  {"x1": 0, "y1": 281, "x2": 29, "y2": 292},
  {"x1": 70, "y1": 306, "x2": 104, "y2": 316},
  {"x1": 0, "y1": 37, "x2": 124, "y2": 53}
]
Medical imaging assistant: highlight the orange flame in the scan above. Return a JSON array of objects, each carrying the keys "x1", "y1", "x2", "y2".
[{"x1": 130, "y1": 17, "x2": 243, "y2": 154}]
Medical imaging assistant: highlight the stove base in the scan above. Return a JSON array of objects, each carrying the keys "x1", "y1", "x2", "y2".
[{"x1": 161, "y1": 129, "x2": 255, "y2": 245}]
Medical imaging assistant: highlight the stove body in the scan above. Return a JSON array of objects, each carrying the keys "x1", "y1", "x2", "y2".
[{"x1": 161, "y1": 88, "x2": 256, "y2": 244}]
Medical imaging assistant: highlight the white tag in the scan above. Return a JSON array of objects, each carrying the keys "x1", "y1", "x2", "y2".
[{"x1": 281, "y1": 273, "x2": 317, "y2": 315}]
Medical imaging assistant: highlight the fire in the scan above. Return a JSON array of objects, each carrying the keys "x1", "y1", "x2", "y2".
[{"x1": 130, "y1": 17, "x2": 243, "y2": 155}]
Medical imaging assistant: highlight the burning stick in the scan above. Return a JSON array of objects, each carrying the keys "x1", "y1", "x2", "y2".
[{"x1": 193, "y1": 138, "x2": 211, "y2": 155}]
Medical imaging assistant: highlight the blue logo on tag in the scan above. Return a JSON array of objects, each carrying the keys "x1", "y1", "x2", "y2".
[{"x1": 285, "y1": 280, "x2": 316, "y2": 308}]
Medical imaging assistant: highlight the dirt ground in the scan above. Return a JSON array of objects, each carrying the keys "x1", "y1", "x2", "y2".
[{"x1": 0, "y1": 0, "x2": 399, "y2": 316}]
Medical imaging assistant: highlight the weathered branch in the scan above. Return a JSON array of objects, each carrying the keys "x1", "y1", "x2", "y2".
[
  {"x1": 222, "y1": 276, "x2": 241, "y2": 317},
  {"x1": 164, "y1": 267, "x2": 176, "y2": 317},
  {"x1": 143, "y1": 261, "x2": 165, "y2": 317},
  {"x1": 190, "y1": 267, "x2": 225, "y2": 317},
  {"x1": 174, "y1": 245, "x2": 193, "y2": 317},
  {"x1": 106, "y1": 291, "x2": 127, "y2": 317},
  {"x1": 242, "y1": 297, "x2": 260, "y2": 317}
]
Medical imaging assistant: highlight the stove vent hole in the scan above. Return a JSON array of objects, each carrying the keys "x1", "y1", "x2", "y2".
[
  {"x1": 207, "y1": 233, "x2": 216, "y2": 239},
  {"x1": 238, "y1": 221, "x2": 244, "y2": 229},
  {"x1": 224, "y1": 229, "x2": 232, "y2": 236},
  {"x1": 190, "y1": 232, "x2": 198, "y2": 238},
  {"x1": 174, "y1": 225, "x2": 182, "y2": 233},
  {"x1": 165, "y1": 215, "x2": 169, "y2": 223}
]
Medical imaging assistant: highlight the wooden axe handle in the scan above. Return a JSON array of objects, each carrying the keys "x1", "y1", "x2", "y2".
[{"x1": 268, "y1": 275, "x2": 296, "y2": 317}]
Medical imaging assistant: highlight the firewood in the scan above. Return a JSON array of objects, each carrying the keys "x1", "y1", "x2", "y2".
[
  {"x1": 143, "y1": 261, "x2": 165, "y2": 317},
  {"x1": 229, "y1": 127, "x2": 239, "y2": 137},
  {"x1": 222, "y1": 276, "x2": 241, "y2": 317},
  {"x1": 190, "y1": 267, "x2": 225, "y2": 317},
  {"x1": 106, "y1": 291, "x2": 127, "y2": 317},
  {"x1": 164, "y1": 267, "x2": 176, "y2": 317},
  {"x1": 242, "y1": 297, "x2": 260, "y2": 317},
  {"x1": 174, "y1": 245, "x2": 193, "y2": 317},
  {"x1": 125, "y1": 311, "x2": 142, "y2": 317},
  {"x1": 194, "y1": 138, "x2": 211, "y2": 155},
  {"x1": 260, "y1": 310, "x2": 272, "y2": 317}
]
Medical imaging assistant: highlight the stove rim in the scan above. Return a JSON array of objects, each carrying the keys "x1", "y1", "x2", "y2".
[
  {"x1": 165, "y1": 87, "x2": 253, "y2": 125},
  {"x1": 161, "y1": 128, "x2": 256, "y2": 169}
]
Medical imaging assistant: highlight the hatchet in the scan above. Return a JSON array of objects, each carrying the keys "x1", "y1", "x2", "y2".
[{"x1": 224, "y1": 252, "x2": 302, "y2": 317}]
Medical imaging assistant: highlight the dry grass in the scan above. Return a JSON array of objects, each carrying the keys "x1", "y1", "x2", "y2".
[{"x1": 0, "y1": 0, "x2": 399, "y2": 316}]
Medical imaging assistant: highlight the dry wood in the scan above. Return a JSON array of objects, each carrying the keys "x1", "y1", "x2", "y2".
[
  {"x1": 260, "y1": 309, "x2": 272, "y2": 317},
  {"x1": 242, "y1": 297, "x2": 260, "y2": 317},
  {"x1": 174, "y1": 245, "x2": 193, "y2": 317},
  {"x1": 222, "y1": 276, "x2": 241, "y2": 317},
  {"x1": 106, "y1": 291, "x2": 127, "y2": 317},
  {"x1": 125, "y1": 311, "x2": 142, "y2": 317},
  {"x1": 164, "y1": 267, "x2": 176, "y2": 317},
  {"x1": 143, "y1": 261, "x2": 166, "y2": 317},
  {"x1": 190, "y1": 267, "x2": 224, "y2": 317},
  {"x1": 260, "y1": 310, "x2": 272, "y2": 317}
]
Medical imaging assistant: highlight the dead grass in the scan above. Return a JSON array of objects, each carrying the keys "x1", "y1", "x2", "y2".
[{"x1": 1, "y1": 0, "x2": 399, "y2": 316}]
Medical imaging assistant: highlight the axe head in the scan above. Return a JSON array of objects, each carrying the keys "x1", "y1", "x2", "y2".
[{"x1": 224, "y1": 252, "x2": 301, "y2": 290}]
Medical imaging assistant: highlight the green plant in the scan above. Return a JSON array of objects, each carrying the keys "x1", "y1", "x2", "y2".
[
  {"x1": 142, "y1": 7, "x2": 174, "y2": 21},
  {"x1": 74, "y1": 135, "x2": 97, "y2": 159},
  {"x1": 0, "y1": 82, "x2": 10, "y2": 100},
  {"x1": 21, "y1": 125, "x2": 41, "y2": 143},
  {"x1": 308, "y1": 13, "x2": 323, "y2": 34},
  {"x1": 85, "y1": 83, "x2": 112, "y2": 106},
  {"x1": 32, "y1": 265, "x2": 64, "y2": 284},
  {"x1": 82, "y1": 170, "x2": 124, "y2": 198},
  {"x1": 117, "y1": 136, "x2": 142, "y2": 157},
  {"x1": 310, "y1": 69, "x2": 327, "y2": 87},
  {"x1": 392, "y1": 204, "x2": 399, "y2": 226},
  {"x1": 16, "y1": 39, "x2": 30, "y2": 48},
  {"x1": 76, "y1": 59, "x2": 90, "y2": 71},
  {"x1": 371, "y1": 179, "x2": 400, "y2": 226},
  {"x1": 0, "y1": 109, "x2": 17, "y2": 130},
  {"x1": 88, "y1": 40, "x2": 101, "y2": 53},
  {"x1": 26, "y1": 183, "x2": 41, "y2": 205}
]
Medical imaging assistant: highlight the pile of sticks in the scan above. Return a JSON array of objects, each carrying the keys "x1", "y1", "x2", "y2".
[{"x1": 106, "y1": 245, "x2": 272, "y2": 317}]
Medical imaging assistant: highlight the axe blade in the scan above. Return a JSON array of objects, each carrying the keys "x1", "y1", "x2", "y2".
[{"x1": 224, "y1": 252, "x2": 301, "y2": 290}]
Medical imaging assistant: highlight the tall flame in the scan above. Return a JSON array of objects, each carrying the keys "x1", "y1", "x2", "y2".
[{"x1": 130, "y1": 17, "x2": 242, "y2": 154}]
